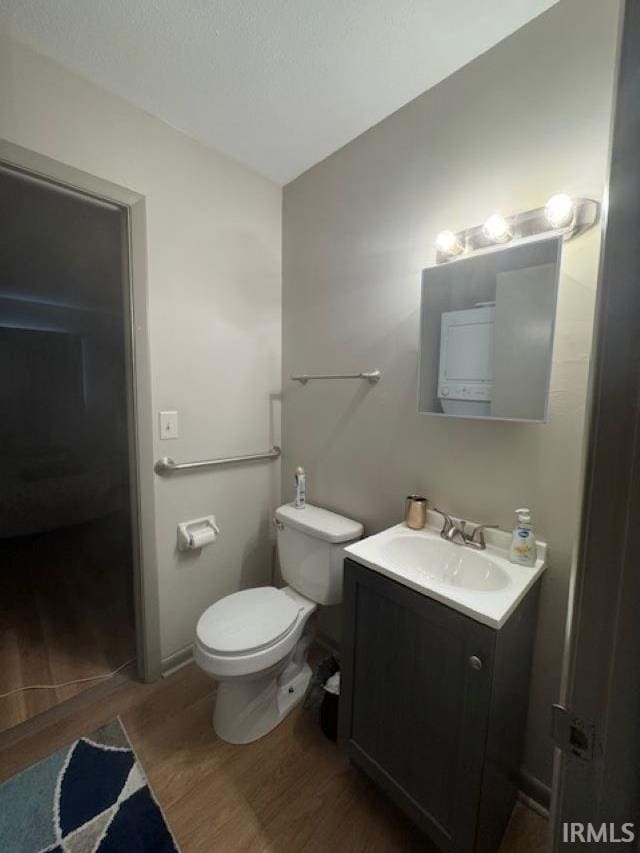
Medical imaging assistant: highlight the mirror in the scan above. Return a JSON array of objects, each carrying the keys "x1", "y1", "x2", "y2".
[{"x1": 418, "y1": 235, "x2": 561, "y2": 422}]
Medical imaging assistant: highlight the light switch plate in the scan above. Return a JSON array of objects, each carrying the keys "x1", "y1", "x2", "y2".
[{"x1": 159, "y1": 410, "x2": 179, "y2": 440}]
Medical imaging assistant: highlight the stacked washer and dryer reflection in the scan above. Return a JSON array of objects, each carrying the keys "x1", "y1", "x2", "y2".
[{"x1": 437, "y1": 303, "x2": 495, "y2": 417}]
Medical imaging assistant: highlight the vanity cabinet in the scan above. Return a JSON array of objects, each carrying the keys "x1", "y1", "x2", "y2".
[{"x1": 339, "y1": 558, "x2": 541, "y2": 853}]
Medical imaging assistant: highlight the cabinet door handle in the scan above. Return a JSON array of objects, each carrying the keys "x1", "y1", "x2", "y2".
[{"x1": 469, "y1": 655, "x2": 483, "y2": 671}]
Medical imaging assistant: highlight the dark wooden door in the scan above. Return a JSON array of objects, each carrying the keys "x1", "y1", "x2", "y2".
[{"x1": 340, "y1": 559, "x2": 495, "y2": 852}]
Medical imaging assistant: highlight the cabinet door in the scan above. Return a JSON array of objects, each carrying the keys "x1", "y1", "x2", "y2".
[{"x1": 340, "y1": 560, "x2": 495, "y2": 853}]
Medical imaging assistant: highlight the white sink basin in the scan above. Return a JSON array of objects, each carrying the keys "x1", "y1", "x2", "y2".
[
  {"x1": 379, "y1": 535, "x2": 510, "y2": 592},
  {"x1": 344, "y1": 517, "x2": 547, "y2": 628}
]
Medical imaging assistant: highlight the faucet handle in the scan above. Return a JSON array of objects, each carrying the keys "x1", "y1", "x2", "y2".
[
  {"x1": 467, "y1": 523, "x2": 499, "y2": 549},
  {"x1": 434, "y1": 509, "x2": 469, "y2": 545},
  {"x1": 433, "y1": 507, "x2": 453, "y2": 535}
]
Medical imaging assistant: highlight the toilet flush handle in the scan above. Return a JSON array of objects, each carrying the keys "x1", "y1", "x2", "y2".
[{"x1": 273, "y1": 516, "x2": 285, "y2": 531}]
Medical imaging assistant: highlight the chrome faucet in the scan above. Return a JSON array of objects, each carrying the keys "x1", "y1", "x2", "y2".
[{"x1": 433, "y1": 508, "x2": 498, "y2": 551}]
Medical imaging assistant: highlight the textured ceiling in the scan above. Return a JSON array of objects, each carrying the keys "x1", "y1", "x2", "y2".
[{"x1": 1, "y1": 1, "x2": 558, "y2": 184}]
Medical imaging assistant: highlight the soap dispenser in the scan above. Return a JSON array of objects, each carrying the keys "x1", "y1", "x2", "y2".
[
  {"x1": 294, "y1": 466, "x2": 306, "y2": 509},
  {"x1": 509, "y1": 508, "x2": 537, "y2": 566}
]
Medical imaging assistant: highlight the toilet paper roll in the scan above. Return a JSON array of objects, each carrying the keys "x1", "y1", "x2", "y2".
[{"x1": 188, "y1": 526, "x2": 217, "y2": 549}]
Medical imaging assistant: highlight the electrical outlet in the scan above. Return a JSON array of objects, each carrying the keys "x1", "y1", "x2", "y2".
[{"x1": 159, "y1": 410, "x2": 179, "y2": 439}]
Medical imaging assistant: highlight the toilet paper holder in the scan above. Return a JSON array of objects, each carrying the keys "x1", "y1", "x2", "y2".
[{"x1": 177, "y1": 516, "x2": 220, "y2": 551}]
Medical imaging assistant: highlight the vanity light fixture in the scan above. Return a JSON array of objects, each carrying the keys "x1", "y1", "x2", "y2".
[
  {"x1": 482, "y1": 213, "x2": 512, "y2": 244},
  {"x1": 434, "y1": 196, "x2": 599, "y2": 264},
  {"x1": 544, "y1": 193, "x2": 575, "y2": 228},
  {"x1": 435, "y1": 230, "x2": 464, "y2": 257}
]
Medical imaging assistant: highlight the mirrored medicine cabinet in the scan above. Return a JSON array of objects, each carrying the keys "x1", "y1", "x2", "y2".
[{"x1": 418, "y1": 235, "x2": 562, "y2": 423}]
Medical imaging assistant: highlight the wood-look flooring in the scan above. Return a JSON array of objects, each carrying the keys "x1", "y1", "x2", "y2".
[
  {"x1": 0, "y1": 512, "x2": 135, "y2": 731},
  {"x1": 0, "y1": 663, "x2": 548, "y2": 852}
]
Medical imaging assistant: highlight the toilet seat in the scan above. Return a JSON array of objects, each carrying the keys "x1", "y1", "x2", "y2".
[
  {"x1": 196, "y1": 587, "x2": 301, "y2": 656},
  {"x1": 194, "y1": 586, "x2": 316, "y2": 680}
]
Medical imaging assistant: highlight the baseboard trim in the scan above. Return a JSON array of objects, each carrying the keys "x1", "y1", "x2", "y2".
[
  {"x1": 518, "y1": 770, "x2": 551, "y2": 817},
  {"x1": 161, "y1": 644, "x2": 194, "y2": 677}
]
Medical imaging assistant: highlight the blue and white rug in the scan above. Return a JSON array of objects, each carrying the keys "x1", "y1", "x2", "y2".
[{"x1": 0, "y1": 718, "x2": 179, "y2": 852}]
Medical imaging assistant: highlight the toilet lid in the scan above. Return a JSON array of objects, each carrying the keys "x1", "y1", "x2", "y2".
[{"x1": 196, "y1": 587, "x2": 301, "y2": 655}]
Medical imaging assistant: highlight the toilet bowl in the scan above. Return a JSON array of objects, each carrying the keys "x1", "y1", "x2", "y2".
[
  {"x1": 195, "y1": 586, "x2": 316, "y2": 743},
  {"x1": 194, "y1": 503, "x2": 363, "y2": 744}
]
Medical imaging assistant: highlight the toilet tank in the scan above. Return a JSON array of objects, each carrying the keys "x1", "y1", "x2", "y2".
[{"x1": 274, "y1": 504, "x2": 363, "y2": 605}]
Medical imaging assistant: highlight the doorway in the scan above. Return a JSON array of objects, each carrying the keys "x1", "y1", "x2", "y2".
[{"x1": 0, "y1": 163, "x2": 140, "y2": 731}]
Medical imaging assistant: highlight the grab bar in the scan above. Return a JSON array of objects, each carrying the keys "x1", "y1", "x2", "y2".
[
  {"x1": 291, "y1": 370, "x2": 381, "y2": 384},
  {"x1": 155, "y1": 445, "x2": 281, "y2": 475}
]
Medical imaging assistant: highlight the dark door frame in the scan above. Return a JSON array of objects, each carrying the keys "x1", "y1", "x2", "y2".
[
  {"x1": 551, "y1": 0, "x2": 640, "y2": 842},
  {"x1": 0, "y1": 140, "x2": 162, "y2": 683}
]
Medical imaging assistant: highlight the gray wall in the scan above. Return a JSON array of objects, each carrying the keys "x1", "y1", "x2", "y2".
[
  {"x1": 1, "y1": 37, "x2": 282, "y2": 663},
  {"x1": 282, "y1": 0, "x2": 620, "y2": 791}
]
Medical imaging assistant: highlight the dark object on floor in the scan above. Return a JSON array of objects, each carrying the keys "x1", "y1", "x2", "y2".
[
  {"x1": 304, "y1": 654, "x2": 340, "y2": 722},
  {"x1": 0, "y1": 718, "x2": 178, "y2": 852},
  {"x1": 320, "y1": 689, "x2": 339, "y2": 741}
]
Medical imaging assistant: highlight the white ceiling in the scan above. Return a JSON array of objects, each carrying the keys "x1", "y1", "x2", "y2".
[{"x1": 1, "y1": 1, "x2": 558, "y2": 184}]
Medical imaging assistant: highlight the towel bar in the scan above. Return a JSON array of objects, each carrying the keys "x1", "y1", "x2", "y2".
[{"x1": 291, "y1": 370, "x2": 381, "y2": 384}]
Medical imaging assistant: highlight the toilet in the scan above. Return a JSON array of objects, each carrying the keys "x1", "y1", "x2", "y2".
[{"x1": 194, "y1": 503, "x2": 363, "y2": 744}]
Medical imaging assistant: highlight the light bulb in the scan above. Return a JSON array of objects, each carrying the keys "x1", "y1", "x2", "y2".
[
  {"x1": 482, "y1": 213, "x2": 511, "y2": 243},
  {"x1": 435, "y1": 230, "x2": 463, "y2": 257},
  {"x1": 545, "y1": 193, "x2": 575, "y2": 228}
]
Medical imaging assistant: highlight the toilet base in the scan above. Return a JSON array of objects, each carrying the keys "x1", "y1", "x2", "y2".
[{"x1": 213, "y1": 661, "x2": 312, "y2": 744}]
